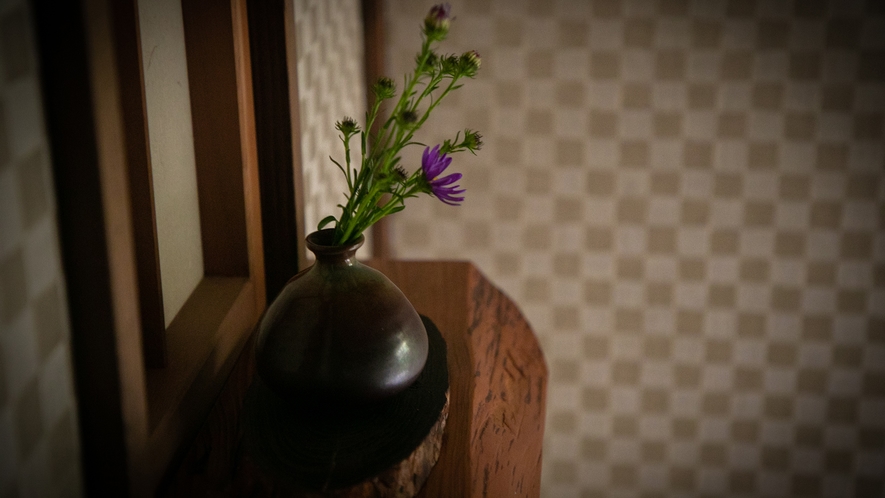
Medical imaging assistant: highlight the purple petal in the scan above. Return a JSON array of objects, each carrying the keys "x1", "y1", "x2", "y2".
[
  {"x1": 421, "y1": 145, "x2": 454, "y2": 180},
  {"x1": 421, "y1": 148, "x2": 443, "y2": 178},
  {"x1": 430, "y1": 156, "x2": 451, "y2": 178},
  {"x1": 435, "y1": 187, "x2": 465, "y2": 200},
  {"x1": 438, "y1": 195, "x2": 465, "y2": 206},
  {"x1": 437, "y1": 196, "x2": 463, "y2": 205},
  {"x1": 422, "y1": 144, "x2": 465, "y2": 206},
  {"x1": 430, "y1": 172, "x2": 462, "y2": 186},
  {"x1": 436, "y1": 182, "x2": 464, "y2": 192},
  {"x1": 427, "y1": 144, "x2": 441, "y2": 165},
  {"x1": 437, "y1": 186, "x2": 465, "y2": 195}
]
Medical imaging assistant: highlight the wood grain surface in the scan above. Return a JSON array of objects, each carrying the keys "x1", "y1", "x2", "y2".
[
  {"x1": 163, "y1": 261, "x2": 547, "y2": 497},
  {"x1": 370, "y1": 261, "x2": 548, "y2": 498}
]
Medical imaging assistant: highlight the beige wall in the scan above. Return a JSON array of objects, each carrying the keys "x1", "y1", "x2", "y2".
[
  {"x1": 384, "y1": 0, "x2": 885, "y2": 496},
  {"x1": 0, "y1": 1, "x2": 82, "y2": 496},
  {"x1": 295, "y1": 0, "x2": 371, "y2": 256}
]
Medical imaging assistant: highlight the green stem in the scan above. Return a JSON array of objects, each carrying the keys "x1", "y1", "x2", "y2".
[
  {"x1": 371, "y1": 38, "x2": 432, "y2": 169},
  {"x1": 331, "y1": 32, "x2": 474, "y2": 246}
]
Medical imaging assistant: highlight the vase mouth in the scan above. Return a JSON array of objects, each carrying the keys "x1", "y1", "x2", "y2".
[{"x1": 306, "y1": 229, "x2": 364, "y2": 258}]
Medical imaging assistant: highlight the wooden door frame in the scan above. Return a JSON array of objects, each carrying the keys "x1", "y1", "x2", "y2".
[
  {"x1": 247, "y1": 0, "x2": 308, "y2": 300},
  {"x1": 33, "y1": 0, "x2": 385, "y2": 493},
  {"x1": 33, "y1": 0, "x2": 277, "y2": 494}
]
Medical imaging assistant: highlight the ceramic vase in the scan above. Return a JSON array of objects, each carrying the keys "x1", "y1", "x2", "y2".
[{"x1": 254, "y1": 229, "x2": 428, "y2": 405}]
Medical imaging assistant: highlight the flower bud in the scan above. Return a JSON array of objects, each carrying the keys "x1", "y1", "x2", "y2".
[
  {"x1": 426, "y1": 51, "x2": 440, "y2": 68},
  {"x1": 441, "y1": 54, "x2": 460, "y2": 76},
  {"x1": 398, "y1": 110, "x2": 419, "y2": 127},
  {"x1": 459, "y1": 50, "x2": 481, "y2": 77},
  {"x1": 393, "y1": 166, "x2": 408, "y2": 182},
  {"x1": 424, "y1": 3, "x2": 451, "y2": 39},
  {"x1": 417, "y1": 51, "x2": 440, "y2": 74},
  {"x1": 373, "y1": 77, "x2": 396, "y2": 100},
  {"x1": 464, "y1": 129, "x2": 483, "y2": 151},
  {"x1": 335, "y1": 116, "x2": 359, "y2": 135}
]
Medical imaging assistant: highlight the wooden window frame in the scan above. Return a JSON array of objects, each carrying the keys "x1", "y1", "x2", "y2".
[
  {"x1": 32, "y1": 0, "x2": 299, "y2": 494},
  {"x1": 362, "y1": 0, "x2": 391, "y2": 259},
  {"x1": 246, "y1": 0, "x2": 308, "y2": 295}
]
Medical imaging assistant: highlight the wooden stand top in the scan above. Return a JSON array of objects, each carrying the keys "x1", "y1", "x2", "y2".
[{"x1": 164, "y1": 260, "x2": 548, "y2": 497}]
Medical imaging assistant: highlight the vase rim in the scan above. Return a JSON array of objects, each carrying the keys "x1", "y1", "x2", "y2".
[{"x1": 306, "y1": 229, "x2": 364, "y2": 257}]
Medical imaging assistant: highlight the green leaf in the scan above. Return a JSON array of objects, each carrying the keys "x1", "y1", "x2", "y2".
[
  {"x1": 317, "y1": 215, "x2": 337, "y2": 230},
  {"x1": 330, "y1": 156, "x2": 347, "y2": 176}
]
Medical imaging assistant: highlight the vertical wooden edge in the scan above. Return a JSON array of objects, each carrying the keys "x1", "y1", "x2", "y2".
[
  {"x1": 181, "y1": 0, "x2": 250, "y2": 277},
  {"x1": 82, "y1": 0, "x2": 151, "y2": 415},
  {"x1": 112, "y1": 0, "x2": 168, "y2": 368},
  {"x1": 33, "y1": 0, "x2": 135, "y2": 494},
  {"x1": 231, "y1": 0, "x2": 266, "y2": 310},
  {"x1": 362, "y1": 0, "x2": 391, "y2": 259},
  {"x1": 81, "y1": 0, "x2": 153, "y2": 491},
  {"x1": 456, "y1": 263, "x2": 482, "y2": 498},
  {"x1": 72, "y1": 0, "x2": 147, "y2": 495},
  {"x1": 464, "y1": 264, "x2": 548, "y2": 497},
  {"x1": 246, "y1": 0, "x2": 301, "y2": 302},
  {"x1": 284, "y1": 0, "x2": 308, "y2": 271}
]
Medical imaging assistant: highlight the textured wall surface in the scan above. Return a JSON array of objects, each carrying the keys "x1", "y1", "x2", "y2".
[
  {"x1": 294, "y1": 0, "x2": 371, "y2": 255},
  {"x1": 0, "y1": 1, "x2": 82, "y2": 496},
  {"x1": 383, "y1": 0, "x2": 885, "y2": 496}
]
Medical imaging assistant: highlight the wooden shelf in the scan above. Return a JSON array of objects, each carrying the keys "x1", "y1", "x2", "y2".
[{"x1": 163, "y1": 260, "x2": 548, "y2": 497}]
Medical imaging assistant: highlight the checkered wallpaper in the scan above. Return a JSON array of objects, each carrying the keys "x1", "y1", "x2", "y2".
[
  {"x1": 294, "y1": 0, "x2": 372, "y2": 257},
  {"x1": 0, "y1": 1, "x2": 82, "y2": 496},
  {"x1": 381, "y1": 0, "x2": 885, "y2": 496}
]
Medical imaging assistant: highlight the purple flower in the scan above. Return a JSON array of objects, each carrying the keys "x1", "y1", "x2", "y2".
[{"x1": 422, "y1": 145, "x2": 465, "y2": 206}]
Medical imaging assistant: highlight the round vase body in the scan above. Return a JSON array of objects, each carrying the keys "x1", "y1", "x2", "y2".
[{"x1": 254, "y1": 230, "x2": 428, "y2": 405}]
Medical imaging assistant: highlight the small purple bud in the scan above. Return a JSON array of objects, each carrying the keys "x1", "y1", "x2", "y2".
[{"x1": 424, "y1": 3, "x2": 452, "y2": 38}]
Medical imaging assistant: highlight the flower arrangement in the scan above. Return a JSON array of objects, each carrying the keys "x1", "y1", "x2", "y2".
[{"x1": 318, "y1": 3, "x2": 482, "y2": 246}]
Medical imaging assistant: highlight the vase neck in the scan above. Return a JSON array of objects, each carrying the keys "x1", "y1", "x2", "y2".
[{"x1": 306, "y1": 229, "x2": 364, "y2": 265}]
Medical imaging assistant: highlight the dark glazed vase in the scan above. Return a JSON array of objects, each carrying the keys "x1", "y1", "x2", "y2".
[{"x1": 254, "y1": 229, "x2": 428, "y2": 405}]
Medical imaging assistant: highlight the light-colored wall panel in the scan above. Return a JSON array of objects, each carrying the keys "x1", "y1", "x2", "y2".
[
  {"x1": 294, "y1": 0, "x2": 371, "y2": 257},
  {"x1": 138, "y1": 0, "x2": 204, "y2": 326}
]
